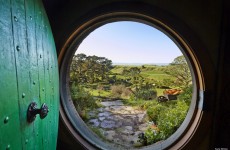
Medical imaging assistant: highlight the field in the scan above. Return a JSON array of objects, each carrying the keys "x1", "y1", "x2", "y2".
[{"x1": 110, "y1": 65, "x2": 175, "y2": 97}]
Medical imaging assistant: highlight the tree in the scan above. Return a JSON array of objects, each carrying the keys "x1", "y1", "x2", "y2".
[
  {"x1": 122, "y1": 67, "x2": 143, "y2": 89},
  {"x1": 70, "y1": 54, "x2": 87, "y2": 84},
  {"x1": 70, "y1": 53, "x2": 113, "y2": 84},
  {"x1": 98, "y1": 57, "x2": 113, "y2": 81},
  {"x1": 165, "y1": 55, "x2": 192, "y2": 88}
]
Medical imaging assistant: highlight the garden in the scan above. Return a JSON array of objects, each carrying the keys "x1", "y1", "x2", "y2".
[{"x1": 69, "y1": 53, "x2": 192, "y2": 148}]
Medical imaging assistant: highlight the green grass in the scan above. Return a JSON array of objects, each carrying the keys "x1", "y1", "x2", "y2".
[
  {"x1": 111, "y1": 65, "x2": 173, "y2": 82},
  {"x1": 141, "y1": 73, "x2": 172, "y2": 80},
  {"x1": 111, "y1": 66, "x2": 124, "y2": 74},
  {"x1": 156, "y1": 88, "x2": 165, "y2": 96},
  {"x1": 87, "y1": 88, "x2": 111, "y2": 97},
  {"x1": 115, "y1": 75, "x2": 127, "y2": 79},
  {"x1": 122, "y1": 98, "x2": 158, "y2": 109}
]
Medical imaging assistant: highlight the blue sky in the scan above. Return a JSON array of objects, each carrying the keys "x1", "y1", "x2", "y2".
[{"x1": 76, "y1": 21, "x2": 182, "y2": 64}]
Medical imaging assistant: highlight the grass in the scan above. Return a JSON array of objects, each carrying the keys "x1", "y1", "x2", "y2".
[
  {"x1": 86, "y1": 64, "x2": 174, "y2": 99},
  {"x1": 111, "y1": 65, "x2": 174, "y2": 82},
  {"x1": 122, "y1": 97, "x2": 158, "y2": 109},
  {"x1": 114, "y1": 75, "x2": 127, "y2": 79},
  {"x1": 88, "y1": 88, "x2": 111, "y2": 97},
  {"x1": 111, "y1": 66, "x2": 124, "y2": 74},
  {"x1": 156, "y1": 88, "x2": 165, "y2": 96},
  {"x1": 142, "y1": 74, "x2": 172, "y2": 81}
]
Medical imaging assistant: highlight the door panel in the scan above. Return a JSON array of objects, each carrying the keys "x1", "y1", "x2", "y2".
[
  {"x1": 0, "y1": 0, "x2": 59, "y2": 149},
  {"x1": 0, "y1": 1, "x2": 22, "y2": 149},
  {"x1": 25, "y1": 0, "x2": 43, "y2": 149}
]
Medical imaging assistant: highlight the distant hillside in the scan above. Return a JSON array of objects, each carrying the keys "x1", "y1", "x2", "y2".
[{"x1": 112, "y1": 63, "x2": 169, "y2": 66}]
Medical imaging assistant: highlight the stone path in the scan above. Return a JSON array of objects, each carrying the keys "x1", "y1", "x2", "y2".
[{"x1": 86, "y1": 100, "x2": 149, "y2": 148}]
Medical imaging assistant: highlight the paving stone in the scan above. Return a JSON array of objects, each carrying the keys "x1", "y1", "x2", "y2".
[
  {"x1": 125, "y1": 106, "x2": 135, "y2": 111},
  {"x1": 98, "y1": 111, "x2": 111, "y2": 117},
  {"x1": 139, "y1": 123, "x2": 148, "y2": 131},
  {"x1": 137, "y1": 113, "x2": 147, "y2": 122},
  {"x1": 97, "y1": 107, "x2": 105, "y2": 112},
  {"x1": 122, "y1": 119, "x2": 134, "y2": 126},
  {"x1": 104, "y1": 130, "x2": 116, "y2": 141},
  {"x1": 86, "y1": 100, "x2": 150, "y2": 148},
  {"x1": 115, "y1": 121, "x2": 123, "y2": 128},
  {"x1": 88, "y1": 119, "x2": 100, "y2": 127},
  {"x1": 121, "y1": 134, "x2": 134, "y2": 144},
  {"x1": 125, "y1": 126, "x2": 133, "y2": 131},
  {"x1": 99, "y1": 117, "x2": 105, "y2": 121},
  {"x1": 118, "y1": 126, "x2": 134, "y2": 135},
  {"x1": 100, "y1": 120, "x2": 116, "y2": 129},
  {"x1": 107, "y1": 116, "x2": 121, "y2": 123}
]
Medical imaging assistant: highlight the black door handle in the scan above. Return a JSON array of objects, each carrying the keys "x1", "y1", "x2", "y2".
[{"x1": 27, "y1": 102, "x2": 49, "y2": 123}]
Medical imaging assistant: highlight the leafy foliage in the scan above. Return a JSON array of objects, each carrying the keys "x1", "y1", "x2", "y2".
[
  {"x1": 165, "y1": 55, "x2": 192, "y2": 88},
  {"x1": 140, "y1": 100, "x2": 189, "y2": 145},
  {"x1": 140, "y1": 85, "x2": 192, "y2": 145},
  {"x1": 122, "y1": 67, "x2": 143, "y2": 88},
  {"x1": 146, "y1": 103, "x2": 167, "y2": 121},
  {"x1": 70, "y1": 53, "x2": 113, "y2": 84},
  {"x1": 70, "y1": 83, "x2": 99, "y2": 120},
  {"x1": 157, "y1": 100, "x2": 189, "y2": 139},
  {"x1": 134, "y1": 83, "x2": 157, "y2": 100},
  {"x1": 178, "y1": 85, "x2": 193, "y2": 104}
]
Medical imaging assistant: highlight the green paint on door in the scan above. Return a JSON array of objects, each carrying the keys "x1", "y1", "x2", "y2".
[{"x1": 0, "y1": 0, "x2": 59, "y2": 149}]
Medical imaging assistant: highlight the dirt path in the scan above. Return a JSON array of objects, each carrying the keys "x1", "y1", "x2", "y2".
[{"x1": 86, "y1": 100, "x2": 149, "y2": 148}]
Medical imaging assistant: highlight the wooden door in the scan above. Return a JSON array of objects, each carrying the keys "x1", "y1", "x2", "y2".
[{"x1": 0, "y1": 0, "x2": 59, "y2": 149}]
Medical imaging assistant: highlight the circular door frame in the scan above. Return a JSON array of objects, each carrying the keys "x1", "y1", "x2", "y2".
[{"x1": 58, "y1": 3, "x2": 212, "y2": 149}]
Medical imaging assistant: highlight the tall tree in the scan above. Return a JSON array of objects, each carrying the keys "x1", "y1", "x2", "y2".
[
  {"x1": 70, "y1": 53, "x2": 113, "y2": 84},
  {"x1": 70, "y1": 54, "x2": 87, "y2": 83},
  {"x1": 122, "y1": 67, "x2": 143, "y2": 89},
  {"x1": 165, "y1": 55, "x2": 192, "y2": 88}
]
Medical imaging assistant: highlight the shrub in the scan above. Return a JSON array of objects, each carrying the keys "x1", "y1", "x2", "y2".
[
  {"x1": 111, "y1": 84, "x2": 133, "y2": 98},
  {"x1": 111, "y1": 84, "x2": 125, "y2": 98},
  {"x1": 134, "y1": 83, "x2": 157, "y2": 100},
  {"x1": 121, "y1": 87, "x2": 133, "y2": 98},
  {"x1": 156, "y1": 100, "x2": 189, "y2": 139},
  {"x1": 141, "y1": 125, "x2": 161, "y2": 145},
  {"x1": 70, "y1": 83, "x2": 98, "y2": 120},
  {"x1": 135, "y1": 89, "x2": 157, "y2": 100},
  {"x1": 143, "y1": 100, "x2": 189, "y2": 144},
  {"x1": 147, "y1": 104, "x2": 167, "y2": 121},
  {"x1": 178, "y1": 85, "x2": 193, "y2": 105}
]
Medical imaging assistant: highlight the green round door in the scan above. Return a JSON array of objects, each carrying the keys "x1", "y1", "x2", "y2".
[{"x1": 0, "y1": 0, "x2": 59, "y2": 149}]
